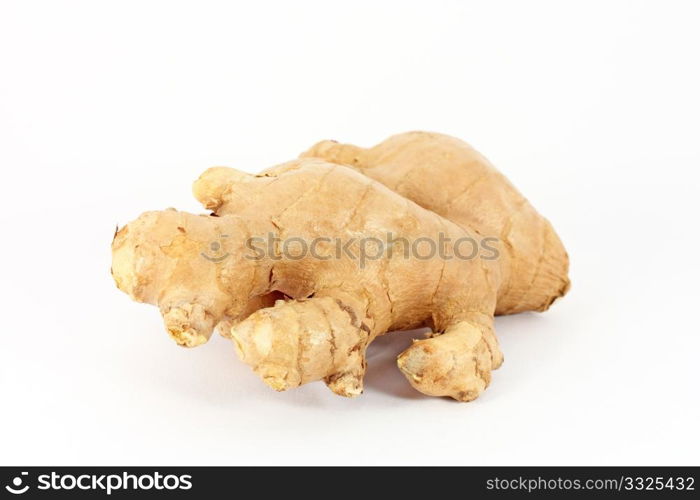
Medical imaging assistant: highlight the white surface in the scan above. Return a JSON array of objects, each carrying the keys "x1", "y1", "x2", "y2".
[{"x1": 1, "y1": 0, "x2": 699, "y2": 466}]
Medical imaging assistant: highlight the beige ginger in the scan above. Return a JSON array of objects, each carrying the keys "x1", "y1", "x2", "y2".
[
  {"x1": 114, "y1": 160, "x2": 504, "y2": 400},
  {"x1": 112, "y1": 132, "x2": 570, "y2": 401},
  {"x1": 300, "y1": 131, "x2": 570, "y2": 314}
]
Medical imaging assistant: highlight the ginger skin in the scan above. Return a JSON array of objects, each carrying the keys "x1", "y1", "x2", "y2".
[
  {"x1": 115, "y1": 160, "x2": 506, "y2": 400},
  {"x1": 111, "y1": 210, "x2": 267, "y2": 347},
  {"x1": 112, "y1": 132, "x2": 570, "y2": 402},
  {"x1": 191, "y1": 159, "x2": 511, "y2": 400},
  {"x1": 300, "y1": 131, "x2": 570, "y2": 314}
]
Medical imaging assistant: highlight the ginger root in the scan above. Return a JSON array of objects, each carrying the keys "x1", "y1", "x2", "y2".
[
  {"x1": 112, "y1": 132, "x2": 570, "y2": 402},
  {"x1": 300, "y1": 131, "x2": 570, "y2": 314}
]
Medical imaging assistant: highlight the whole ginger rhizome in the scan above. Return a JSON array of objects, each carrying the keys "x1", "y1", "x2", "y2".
[{"x1": 112, "y1": 132, "x2": 569, "y2": 401}]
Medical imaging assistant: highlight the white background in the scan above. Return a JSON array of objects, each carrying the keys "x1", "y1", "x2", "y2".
[{"x1": 1, "y1": 0, "x2": 698, "y2": 466}]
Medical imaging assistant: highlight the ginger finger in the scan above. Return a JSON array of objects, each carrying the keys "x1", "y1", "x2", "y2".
[
  {"x1": 398, "y1": 315, "x2": 502, "y2": 402},
  {"x1": 230, "y1": 297, "x2": 370, "y2": 397}
]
